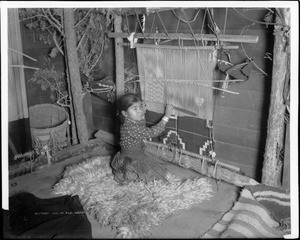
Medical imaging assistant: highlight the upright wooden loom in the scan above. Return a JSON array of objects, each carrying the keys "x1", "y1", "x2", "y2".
[{"x1": 109, "y1": 10, "x2": 260, "y2": 187}]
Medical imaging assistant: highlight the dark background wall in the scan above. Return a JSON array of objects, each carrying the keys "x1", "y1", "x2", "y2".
[
  {"x1": 15, "y1": 8, "x2": 273, "y2": 181},
  {"x1": 211, "y1": 9, "x2": 273, "y2": 180}
]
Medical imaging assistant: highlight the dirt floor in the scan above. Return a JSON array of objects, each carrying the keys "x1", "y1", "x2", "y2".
[{"x1": 8, "y1": 141, "x2": 241, "y2": 239}]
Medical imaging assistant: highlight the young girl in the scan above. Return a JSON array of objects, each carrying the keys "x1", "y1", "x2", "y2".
[{"x1": 111, "y1": 93, "x2": 174, "y2": 184}]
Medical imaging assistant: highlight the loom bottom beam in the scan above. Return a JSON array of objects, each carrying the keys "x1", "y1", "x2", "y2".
[
  {"x1": 144, "y1": 142, "x2": 258, "y2": 187},
  {"x1": 145, "y1": 140, "x2": 240, "y2": 172}
]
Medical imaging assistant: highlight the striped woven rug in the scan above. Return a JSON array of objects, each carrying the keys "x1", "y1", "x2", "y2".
[{"x1": 201, "y1": 184, "x2": 289, "y2": 238}]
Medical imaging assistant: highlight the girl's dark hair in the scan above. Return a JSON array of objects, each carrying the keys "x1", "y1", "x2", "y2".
[{"x1": 117, "y1": 93, "x2": 141, "y2": 123}]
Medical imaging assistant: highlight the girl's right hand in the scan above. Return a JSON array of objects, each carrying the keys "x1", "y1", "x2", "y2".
[{"x1": 165, "y1": 104, "x2": 174, "y2": 118}]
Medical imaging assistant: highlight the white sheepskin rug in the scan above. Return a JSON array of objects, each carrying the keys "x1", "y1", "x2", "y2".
[{"x1": 53, "y1": 156, "x2": 214, "y2": 238}]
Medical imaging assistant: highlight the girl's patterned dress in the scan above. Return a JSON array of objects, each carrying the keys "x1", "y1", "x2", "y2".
[{"x1": 111, "y1": 117, "x2": 168, "y2": 184}]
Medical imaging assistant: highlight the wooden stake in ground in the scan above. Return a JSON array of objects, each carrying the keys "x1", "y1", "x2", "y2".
[
  {"x1": 261, "y1": 8, "x2": 290, "y2": 187},
  {"x1": 63, "y1": 9, "x2": 89, "y2": 145}
]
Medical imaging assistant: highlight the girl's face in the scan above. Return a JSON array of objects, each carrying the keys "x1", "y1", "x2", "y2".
[{"x1": 122, "y1": 101, "x2": 145, "y2": 122}]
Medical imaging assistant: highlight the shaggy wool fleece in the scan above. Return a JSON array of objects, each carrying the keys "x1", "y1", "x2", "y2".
[{"x1": 53, "y1": 156, "x2": 213, "y2": 238}]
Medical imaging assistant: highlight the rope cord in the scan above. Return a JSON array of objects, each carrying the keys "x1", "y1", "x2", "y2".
[
  {"x1": 125, "y1": 14, "x2": 131, "y2": 35},
  {"x1": 178, "y1": 148, "x2": 184, "y2": 167},
  {"x1": 171, "y1": 8, "x2": 201, "y2": 24},
  {"x1": 182, "y1": 9, "x2": 197, "y2": 41},
  {"x1": 175, "y1": 116, "x2": 179, "y2": 148},
  {"x1": 134, "y1": 11, "x2": 145, "y2": 38},
  {"x1": 175, "y1": 15, "x2": 180, "y2": 33},
  {"x1": 178, "y1": 33, "x2": 182, "y2": 47},
  {"x1": 201, "y1": 158, "x2": 205, "y2": 174},
  {"x1": 173, "y1": 146, "x2": 178, "y2": 163},
  {"x1": 170, "y1": 146, "x2": 176, "y2": 164},
  {"x1": 155, "y1": 10, "x2": 171, "y2": 40},
  {"x1": 213, "y1": 160, "x2": 219, "y2": 178},
  {"x1": 206, "y1": 8, "x2": 220, "y2": 42},
  {"x1": 233, "y1": 8, "x2": 287, "y2": 27},
  {"x1": 223, "y1": 8, "x2": 228, "y2": 34},
  {"x1": 240, "y1": 23, "x2": 268, "y2": 76},
  {"x1": 149, "y1": 13, "x2": 156, "y2": 34},
  {"x1": 134, "y1": 17, "x2": 137, "y2": 32},
  {"x1": 200, "y1": 9, "x2": 207, "y2": 46},
  {"x1": 156, "y1": 144, "x2": 160, "y2": 158},
  {"x1": 179, "y1": 9, "x2": 209, "y2": 81}
]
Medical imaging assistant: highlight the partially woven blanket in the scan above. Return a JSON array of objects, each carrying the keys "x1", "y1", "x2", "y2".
[
  {"x1": 137, "y1": 46, "x2": 216, "y2": 120},
  {"x1": 201, "y1": 184, "x2": 290, "y2": 238},
  {"x1": 53, "y1": 156, "x2": 214, "y2": 238}
]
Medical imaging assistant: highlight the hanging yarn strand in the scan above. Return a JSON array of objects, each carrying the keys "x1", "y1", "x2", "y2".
[
  {"x1": 239, "y1": 22, "x2": 268, "y2": 76},
  {"x1": 155, "y1": 10, "x2": 172, "y2": 40},
  {"x1": 125, "y1": 14, "x2": 131, "y2": 35},
  {"x1": 134, "y1": 10, "x2": 146, "y2": 39},
  {"x1": 149, "y1": 13, "x2": 156, "y2": 34},
  {"x1": 171, "y1": 8, "x2": 201, "y2": 24},
  {"x1": 223, "y1": 8, "x2": 228, "y2": 34}
]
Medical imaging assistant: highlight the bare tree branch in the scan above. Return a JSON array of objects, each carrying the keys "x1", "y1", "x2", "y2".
[
  {"x1": 74, "y1": 8, "x2": 93, "y2": 28},
  {"x1": 42, "y1": 8, "x2": 63, "y2": 34},
  {"x1": 52, "y1": 30, "x2": 65, "y2": 56},
  {"x1": 45, "y1": 8, "x2": 63, "y2": 29},
  {"x1": 76, "y1": 27, "x2": 89, "y2": 50}
]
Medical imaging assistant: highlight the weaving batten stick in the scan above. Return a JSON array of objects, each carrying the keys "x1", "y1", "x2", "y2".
[
  {"x1": 131, "y1": 77, "x2": 244, "y2": 83},
  {"x1": 144, "y1": 141, "x2": 259, "y2": 187},
  {"x1": 136, "y1": 79, "x2": 239, "y2": 94}
]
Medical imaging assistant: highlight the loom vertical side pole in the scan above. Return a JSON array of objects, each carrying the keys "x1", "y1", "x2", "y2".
[
  {"x1": 114, "y1": 15, "x2": 125, "y2": 98},
  {"x1": 261, "y1": 8, "x2": 290, "y2": 188}
]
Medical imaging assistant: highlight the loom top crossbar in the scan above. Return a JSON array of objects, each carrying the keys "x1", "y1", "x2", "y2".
[
  {"x1": 109, "y1": 32, "x2": 259, "y2": 44},
  {"x1": 118, "y1": 42, "x2": 239, "y2": 50}
]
